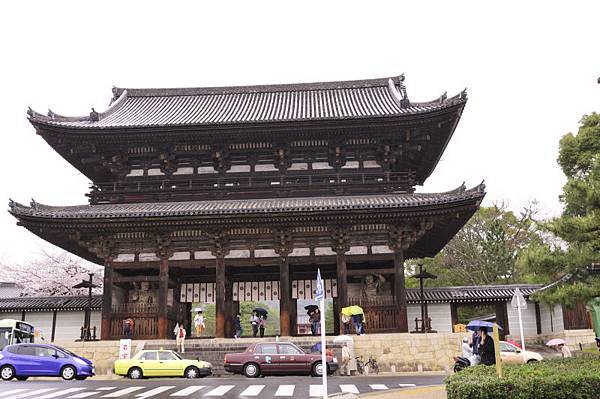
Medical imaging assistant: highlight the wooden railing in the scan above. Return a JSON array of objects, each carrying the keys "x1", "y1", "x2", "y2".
[
  {"x1": 88, "y1": 171, "x2": 416, "y2": 204},
  {"x1": 111, "y1": 302, "x2": 181, "y2": 315},
  {"x1": 347, "y1": 296, "x2": 399, "y2": 333},
  {"x1": 110, "y1": 316, "x2": 158, "y2": 339}
]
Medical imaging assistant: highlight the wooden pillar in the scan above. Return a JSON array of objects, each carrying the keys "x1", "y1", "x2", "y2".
[
  {"x1": 224, "y1": 270, "x2": 233, "y2": 338},
  {"x1": 279, "y1": 255, "x2": 292, "y2": 336},
  {"x1": 335, "y1": 252, "x2": 348, "y2": 335},
  {"x1": 51, "y1": 310, "x2": 57, "y2": 342},
  {"x1": 158, "y1": 257, "x2": 169, "y2": 339},
  {"x1": 101, "y1": 260, "x2": 113, "y2": 340},
  {"x1": 215, "y1": 255, "x2": 226, "y2": 338},
  {"x1": 450, "y1": 303, "x2": 459, "y2": 332},
  {"x1": 394, "y1": 250, "x2": 408, "y2": 332}
]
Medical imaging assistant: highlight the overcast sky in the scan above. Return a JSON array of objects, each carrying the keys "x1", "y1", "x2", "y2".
[{"x1": 1, "y1": 1, "x2": 598, "y2": 264}]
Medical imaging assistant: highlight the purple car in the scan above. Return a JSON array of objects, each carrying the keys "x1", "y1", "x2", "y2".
[{"x1": 0, "y1": 344, "x2": 95, "y2": 381}]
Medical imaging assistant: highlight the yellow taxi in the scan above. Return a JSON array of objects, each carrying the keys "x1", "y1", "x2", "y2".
[{"x1": 114, "y1": 350, "x2": 212, "y2": 379}]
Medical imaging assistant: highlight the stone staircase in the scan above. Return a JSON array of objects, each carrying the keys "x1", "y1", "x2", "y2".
[{"x1": 145, "y1": 337, "x2": 344, "y2": 377}]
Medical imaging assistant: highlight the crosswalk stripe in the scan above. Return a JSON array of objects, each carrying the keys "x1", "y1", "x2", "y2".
[
  {"x1": 136, "y1": 386, "x2": 176, "y2": 398},
  {"x1": 399, "y1": 383, "x2": 417, "y2": 387},
  {"x1": 101, "y1": 387, "x2": 145, "y2": 397},
  {"x1": 240, "y1": 385, "x2": 265, "y2": 396},
  {"x1": 339, "y1": 384, "x2": 360, "y2": 394},
  {"x1": 69, "y1": 393, "x2": 101, "y2": 399},
  {"x1": 274, "y1": 385, "x2": 295, "y2": 396},
  {"x1": 204, "y1": 385, "x2": 235, "y2": 396},
  {"x1": 170, "y1": 386, "x2": 205, "y2": 396},
  {"x1": 369, "y1": 384, "x2": 389, "y2": 390},
  {"x1": 37, "y1": 388, "x2": 87, "y2": 398},
  {"x1": 309, "y1": 385, "x2": 324, "y2": 397},
  {"x1": 6, "y1": 388, "x2": 58, "y2": 399},
  {"x1": 2, "y1": 390, "x2": 29, "y2": 397}
]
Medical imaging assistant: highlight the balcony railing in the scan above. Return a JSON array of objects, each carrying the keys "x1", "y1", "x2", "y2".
[
  {"x1": 88, "y1": 171, "x2": 416, "y2": 204},
  {"x1": 111, "y1": 302, "x2": 181, "y2": 315}
]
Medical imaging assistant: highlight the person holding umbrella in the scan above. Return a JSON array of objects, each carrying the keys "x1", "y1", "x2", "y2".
[
  {"x1": 547, "y1": 338, "x2": 571, "y2": 358},
  {"x1": 250, "y1": 311, "x2": 260, "y2": 337},
  {"x1": 259, "y1": 314, "x2": 267, "y2": 337},
  {"x1": 478, "y1": 326, "x2": 496, "y2": 366}
]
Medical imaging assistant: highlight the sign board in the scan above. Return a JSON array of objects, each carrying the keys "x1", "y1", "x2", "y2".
[
  {"x1": 119, "y1": 339, "x2": 132, "y2": 360},
  {"x1": 315, "y1": 268, "x2": 324, "y2": 302},
  {"x1": 511, "y1": 288, "x2": 527, "y2": 310}
]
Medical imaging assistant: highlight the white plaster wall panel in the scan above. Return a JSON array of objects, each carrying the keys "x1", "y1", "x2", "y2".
[
  {"x1": 126, "y1": 169, "x2": 144, "y2": 177},
  {"x1": 342, "y1": 161, "x2": 360, "y2": 169},
  {"x1": 290, "y1": 248, "x2": 310, "y2": 257},
  {"x1": 55, "y1": 312, "x2": 87, "y2": 341},
  {"x1": 91, "y1": 311, "x2": 102, "y2": 337},
  {"x1": 139, "y1": 253, "x2": 159, "y2": 262},
  {"x1": 428, "y1": 304, "x2": 453, "y2": 332},
  {"x1": 312, "y1": 162, "x2": 333, "y2": 170},
  {"x1": 506, "y1": 301, "x2": 539, "y2": 338},
  {"x1": 255, "y1": 249, "x2": 277, "y2": 258},
  {"x1": 26, "y1": 312, "x2": 54, "y2": 340},
  {"x1": 114, "y1": 254, "x2": 135, "y2": 263},
  {"x1": 227, "y1": 165, "x2": 251, "y2": 173},
  {"x1": 173, "y1": 167, "x2": 194, "y2": 175},
  {"x1": 372, "y1": 245, "x2": 393, "y2": 254},
  {"x1": 289, "y1": 163, "x2": 308, "y2": 171},
  {"x1": 315, "y1": 247, "x2": 336, "y2": 256},
  {"x1": 348, "y1": 246, "x2": 368, "y2": 255},
  {"x1": 407, "y1": 305, "x2": 421, "y2": 328},
  {"x1": 225, "y1": 250, "x2": 251, "y2": 259},
  {"x1": 147, "y1": 168, "x2": 164, "y2": 176},
  {"x1": 169, "y1": 252, "x2": 190, "y2": 261},
  {"x1": 197, "y1": 166, "x2": 217, "y2": 174},
  {"x1": 194, "y1": 251, "x2": 215, "y2": 260},
  {"x1": 363, "y1": 160, "x2": 379, "y2": 168},
  {"x1": 255, "y1": 164, "x2": 278, "y2": 172}
]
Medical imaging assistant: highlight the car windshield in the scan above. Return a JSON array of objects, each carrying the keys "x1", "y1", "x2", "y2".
[
  {"x1": 171, "y1": 351, "x2": 182, "y2": 360},
  {"x1": 51, "y1": 345, "x2": 77, "y2": 357}
]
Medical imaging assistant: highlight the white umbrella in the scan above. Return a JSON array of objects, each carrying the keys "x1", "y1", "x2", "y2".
[
  {"x1": 546, "y1": 338, "x2": 566, "y2": 346},
  {"x1": 194, "y1": 307, "x2": 203, "y2": 312}
]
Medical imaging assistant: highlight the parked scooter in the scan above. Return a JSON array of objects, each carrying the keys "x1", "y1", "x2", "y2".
[{"x1": 453, "y1": 337, "x2": 480, "y2": 372}]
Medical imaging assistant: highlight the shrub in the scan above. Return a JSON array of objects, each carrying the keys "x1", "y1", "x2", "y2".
[{"x1": 445, "y1": 358, "x2": 600, "y2": 399}]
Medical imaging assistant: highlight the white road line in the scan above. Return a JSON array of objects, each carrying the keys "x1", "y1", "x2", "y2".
[
  {"x1": 309, "y1": 385, "x2": 324, "y2": 397},
  {"x1": 136, "y1": 386, "x2": 176, "y2": 398},
  {"x1": 274, "y1": 385, "x2": 295, "y2": 396},
  {"x1": 37, "y1": 388, "x2": 87, "y2": 398},
  {"x1": 204, "y1": 385, "x2": 235, "y2": 396},
  {"x1": 170, "y1": 386, "x2": 205, "y2": 396},
  {"x1": 97, "y1": 387, "x2": 118, "y2": 391},
  {"x1": 369, "y1": 384, "x2": 389, "y2": 390},
  {"x1": 239, "y1": 385, "x2": 265, "y2": 396},
  {"x1": 6, "y1": 388, "x2": 58, "y2": 399},
  {"x1": 339, "y1": 384, "x2": 360, "y2": 394},
  {"x1": 2, "y1": 390, "x2": 29, "y2": 397},
  {"x1": 399, "y1": 383, "x2": 417, "y2": 388},
  {"x1": 69, "y1": 393, "x2": 101, "y2": 399},
  {"x1": 101, "y1": 387, "x2": 145, "y2": 397}
]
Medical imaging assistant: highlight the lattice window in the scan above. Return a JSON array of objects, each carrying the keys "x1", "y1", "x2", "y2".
[
  {"x1": 292, "y1": 226, "x2": 327, "y2": 233},
  {"x1": 352, "y1": 224, "x2": 387, "y2": 231},
  {"x1": 172, "y1": 230, "x2": 203, "y2": 238},
  {"x1": 291, "y1": 140, "x2": 327, "y2": 147},
  {"x1": 114, "y1": 232, "x2": 147, "y2": 239},
  {"x1": 174, "y1": 144, "x2": 210, "y2": 152},
  {"x1": 346, "y1": 138, "x2": 377, "y2": 145},
  {"x1": 228, "y1": 142, "x2": 272, "y2": 150},
  {"x1": 128, "y1": 146, "x2": 156, "y2": 154}
]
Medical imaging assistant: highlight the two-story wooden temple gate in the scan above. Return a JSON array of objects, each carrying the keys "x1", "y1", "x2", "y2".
[{"x1": 10, "y1": 74, "x2": 485, "y2": 339}]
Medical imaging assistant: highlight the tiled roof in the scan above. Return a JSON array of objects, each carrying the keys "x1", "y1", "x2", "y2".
[
  {"x1": 0, "y1": 295, "x2": 102, "y2": 312},
  {"x1": 406, "y1": 284, "x2": 541, "y2": 303},
  {"x1": 9, "y1": 184, "x2": 485, "y2": 220},
  {"x1": 26, "y1": 76, "x2": 466, "y2": 129}
]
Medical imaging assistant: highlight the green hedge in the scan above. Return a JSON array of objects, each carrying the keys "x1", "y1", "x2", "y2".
[{"x1": 446, "y1": 358, "x2": 600, "y2": 399}]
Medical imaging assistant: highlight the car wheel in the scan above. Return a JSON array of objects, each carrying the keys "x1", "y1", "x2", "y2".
[
  {"x1": 1, "y1": 365, "x2": 15, "y2": 381},
  {"x1": 184, "y1": 366, "x2": 200, "y2": 379},
  {"x1": 128, "y1": 367, "x2": 143, "y2": 380},
  {"x1": 312, "y1": 361, "x2": 325, "y2": 377},
  {"x1": 526, "y1": 359, "x2": 538, "y2": 364},
  {"x1": 16, "y1": 376, "x2": 29, "y2": 381},
  {"x1": 61, "y1": 365, "x2": 77, "y2": 381},
  {"x1": 243, "y1": 363, "x2": 260, "y2": 378}
]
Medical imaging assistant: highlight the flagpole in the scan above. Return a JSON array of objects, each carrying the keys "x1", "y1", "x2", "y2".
[
  {"x1": 320, "y1": 296, "x2": 327, "y2": 399},
  {"x1": 316, "y1": 268, "x2": 327, "y2": 399}
]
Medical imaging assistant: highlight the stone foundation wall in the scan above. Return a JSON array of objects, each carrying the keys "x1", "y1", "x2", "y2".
[
  {"x1": 353, "y1": 332, "x2": 468, "y2": 372},
  {"x1": 54, "y1": 340, "x2": 146, "y2": 375},
  {"x1": 532, "y1": 329, "x2": 596, "y2": 350}
]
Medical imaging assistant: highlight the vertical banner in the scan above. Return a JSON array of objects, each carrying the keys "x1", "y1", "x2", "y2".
[
  {"x1": 315, "y1": 269, "x2": 327, "y2": 399},
  {"x1": 119, "y1": 339, "x2": 132, "y2": 360}
]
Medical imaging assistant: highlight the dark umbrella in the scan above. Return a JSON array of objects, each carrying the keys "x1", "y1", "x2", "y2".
[
  {"x1": 253, "y1": 307, "x2": 268, "y2": 316},
  {"x1": 305, "y1": 305, "x2": 318, "y2": 313},
  {"x1": 467, "y1": 320, "x2": 503, "y2": 333}
]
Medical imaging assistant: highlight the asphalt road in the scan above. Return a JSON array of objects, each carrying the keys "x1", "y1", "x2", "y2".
[{"x1": 0, "y1": 375, "x2": 445, "y2": 399}]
